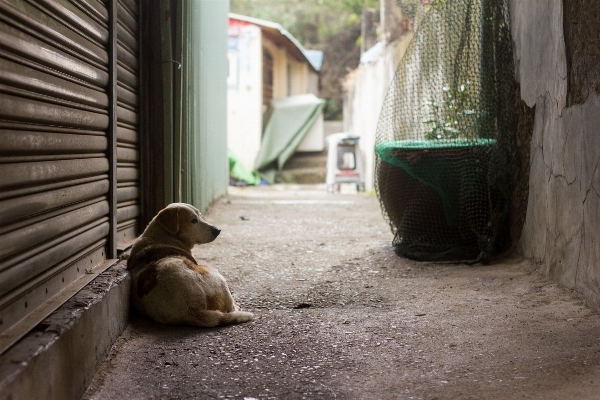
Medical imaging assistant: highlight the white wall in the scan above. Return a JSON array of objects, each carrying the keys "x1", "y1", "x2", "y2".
[
  {"x1": 512, "y1": 0, "x2": 600, "y2": 307},
  {"x1": 343, "y1": 35, "x2": 412, "y2": 191},
  {"x1": 227, "y1": 24, "x2": 263, "y2": 171},
  {"x1": 296, "y1": 112, "x2": 324, "y2": 152}
]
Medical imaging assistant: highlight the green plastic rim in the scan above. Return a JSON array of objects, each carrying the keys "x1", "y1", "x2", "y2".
[
  {"x1": 375, "y1": 138, "x2": 496, "y2": 155},
  {"x1": 376, "y1": 138, "x2": 496, "y2": 228}
]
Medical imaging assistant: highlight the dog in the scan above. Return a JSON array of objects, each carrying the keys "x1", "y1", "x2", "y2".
[{"x1": 127, "y1": 203, "x2": 254, "y2": 327}]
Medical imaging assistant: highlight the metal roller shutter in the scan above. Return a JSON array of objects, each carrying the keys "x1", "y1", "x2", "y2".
[
  {"x1": 115, "y1": 0, "x2": 140, "y2": 249},
  {"x1": 0, "y1": 0, "x2": 140, "y2": 354}
]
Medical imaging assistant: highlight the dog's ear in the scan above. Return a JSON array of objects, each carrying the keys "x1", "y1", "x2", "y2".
[{"x1": 156, "y1": 206, "x2": 180, "y2": 234}]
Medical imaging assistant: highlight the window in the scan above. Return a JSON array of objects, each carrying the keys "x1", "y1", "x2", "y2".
[{"x1": 262, "y1": 50, "x2": 273, "y2": 105}]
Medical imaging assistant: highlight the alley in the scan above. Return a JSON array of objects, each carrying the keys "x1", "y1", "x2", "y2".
[{"x1": 83, "y1": 186, "x2": 600, "y2": 400}]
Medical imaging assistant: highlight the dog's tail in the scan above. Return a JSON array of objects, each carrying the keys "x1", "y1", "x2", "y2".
[{"x1": 188, "y1": 310, "x2": 254, "y2": 328}]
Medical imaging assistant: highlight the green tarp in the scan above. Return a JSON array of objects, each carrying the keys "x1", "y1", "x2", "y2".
[
  {"x1": 229, "y1": 150, "x2": 262, "y2": 185},
  {"x1": 254, "y1": 94, "x2": 325, "y2": 183}
]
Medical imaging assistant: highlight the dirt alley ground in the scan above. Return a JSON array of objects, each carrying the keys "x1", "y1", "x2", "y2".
[{"x1": 83, "y1": 185, "x2": 600, "y2": 400}]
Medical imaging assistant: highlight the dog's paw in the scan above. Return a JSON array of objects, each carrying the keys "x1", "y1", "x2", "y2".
[{"x1": 229, "y1": 311, "x2": 254, "y2": 324}]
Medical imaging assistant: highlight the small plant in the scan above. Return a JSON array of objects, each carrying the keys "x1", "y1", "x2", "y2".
[
  {"x1": 422, "y1": 81, "x2": 477, "y2": 140},
  {"x1": 424, "y1": 0, "x2": 447, "y2": 7},
  {"x1": 396, "y1": 0, "x2": 446, "y2": 16},
  {"x1": 397, "y1": 0, "x2": 446, "y2": 7}
]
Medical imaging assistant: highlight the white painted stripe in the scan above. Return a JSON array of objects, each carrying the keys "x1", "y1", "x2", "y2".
[{"x1": 232, "y1": 199, "x2": 355, "y2": 205}]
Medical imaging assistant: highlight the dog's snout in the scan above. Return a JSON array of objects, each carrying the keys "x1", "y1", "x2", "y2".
[{"x1": 211, "y1": 226, "x2": 221, "y2": 237}]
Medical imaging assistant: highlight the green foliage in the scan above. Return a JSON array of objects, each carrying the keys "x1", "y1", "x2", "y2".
[
  {"x1": 397, "y1": 0, "x2": 446, "y2": 6},
  {"x1": 355, "y1": 35, "x2": 362, "y2": 48},
  {"x1": 422, "y1": 82, "x2": 477, "y2": 140},
  {"x1": 230, "y1": 0, "x2": 378, "y2": 46},
  {"x1": 429, "y1": 0, "x2": 448, "y2": 7},
  {"x1": 323, "y1": 98, "x2": 343, "y2": 121},
  {"x1": 396, "y1": 0, "x2": 446, "y2": 18}
]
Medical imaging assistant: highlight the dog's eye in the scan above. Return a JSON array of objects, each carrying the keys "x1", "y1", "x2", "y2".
[{"x1": 191, "y1": 218, "x2": 198, "y2": 224}]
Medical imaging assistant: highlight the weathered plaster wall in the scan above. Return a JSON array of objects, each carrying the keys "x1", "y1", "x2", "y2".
[
  {"x1": 512, "y1": 0, "x2": 600, "y2": 306},
  {"x1": 563, "y1": 0, "x2": 600, "y2": 107},
  {"x1": 510, "y1": 0, "x2": 567, "y2": 110}
]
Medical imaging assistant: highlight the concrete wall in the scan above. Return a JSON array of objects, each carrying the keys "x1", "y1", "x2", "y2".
[{"x1": 512, "y1": 0, "x2": 600, "y2": 307}]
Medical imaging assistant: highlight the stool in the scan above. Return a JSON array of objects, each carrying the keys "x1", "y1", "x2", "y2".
[{"x1": 326, "y1": 133, "x2": 365, "y2": 193}]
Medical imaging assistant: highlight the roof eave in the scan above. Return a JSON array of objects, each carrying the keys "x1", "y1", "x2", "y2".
[{"x1": 229, "y1": 13, "x2": 321, "y2": 73}]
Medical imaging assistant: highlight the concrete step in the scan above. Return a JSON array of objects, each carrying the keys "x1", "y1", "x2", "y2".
[
  {"x1": 0, "y1": 261, "x2": 130, "y2": 400},
  {"x1": 276, "y1": 151, "x2": 327, "y2": 184},
  {"x1": 276, "y1": 167, "x2": 326, "y2": 184},
  {"x1": 282, "y1": 150, "x2": 327, "y2": 170}
]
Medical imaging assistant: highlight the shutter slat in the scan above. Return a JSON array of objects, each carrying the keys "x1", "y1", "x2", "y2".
[
  {"x1": 116, "y1": 186, "x2": 139, "y2": 203},
  {"x1": 116, "y1": 104, "x2": 138, "y2": 126},
  {"x1": 116, "y1": 84, "x2": 138, "y2": 109},
  {"x1": 0, "y1": 92, "x2": 109, "y2": 129},
  {"x1": 116, "y1": 166, "x2": 139, "y2": 182},
  {"x1": 0, "y1": 201, "x2": 110, "y2": 260},
  {"x1": 0, "y1": 23, "x2": 109, "y2": 87},
  {"x1": 116, "y1": 146, "x2": 139, "y2": 163},
  {"x1": 116, "y1": 126, "x2": 138, "y2": 144},
  {"x1": 0, "y1": 0, "x2": 108, "y2": 67},
  {"x1": 0, "y1": 180, "x2": 109, "y2": 227},
  {"x1": 35, "y1": 0, "x2": 109, "y2": 45},
  {"x1": 0, "y1": 158, "x2": 109, "y2": 191},
  {"x1": 117, "y1": 204, "x2": 139, "y2": 223},
  {"x1": 0, "y1": 221, "x2": 110, "y2": 296},
  {"x1": 0, "y1": 58, "x2": 108, "y2": 109},
  {"x1": 0, "y1": 130, "x2": 107, "y2": 155}
]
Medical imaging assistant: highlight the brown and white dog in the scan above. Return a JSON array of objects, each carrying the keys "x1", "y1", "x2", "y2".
[{"x1": 127, "y1": 203, "x2": 254, "y2": 327}]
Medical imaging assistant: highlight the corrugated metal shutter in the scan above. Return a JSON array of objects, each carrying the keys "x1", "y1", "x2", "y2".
[
  {"x1": 0, "y1": 0, "x2": 139, "y2": 354},
  {"x1": 115, "y1": 0, "x2": 140, "y2": 249},
  {"x1": 171, "y1": 0, "x2": 228, "y2": 211}
]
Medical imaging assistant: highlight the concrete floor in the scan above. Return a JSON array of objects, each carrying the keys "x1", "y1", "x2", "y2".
[{"x1": 83, "y1": 185, "x2": 600, "y2": 400}]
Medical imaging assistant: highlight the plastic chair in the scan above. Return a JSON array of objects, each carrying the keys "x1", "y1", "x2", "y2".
[{"x1": 326, "y1": 133, "x2": 365, "y2": 193}]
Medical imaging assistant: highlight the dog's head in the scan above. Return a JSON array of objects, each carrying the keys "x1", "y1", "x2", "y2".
[{"x1": 153, "y1": 203, "x2": 220, "y2": 248}]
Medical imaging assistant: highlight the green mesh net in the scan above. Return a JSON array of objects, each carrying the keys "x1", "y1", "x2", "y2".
[{"x1": 375, "y1": 0, "x2": 517, "y2": 263}]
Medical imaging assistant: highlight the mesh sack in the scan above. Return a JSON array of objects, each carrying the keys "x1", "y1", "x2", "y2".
[{"x1": 375, "y1": 0, "x2": 516, "y2": 262}]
